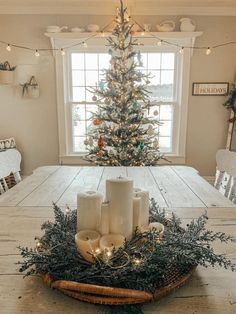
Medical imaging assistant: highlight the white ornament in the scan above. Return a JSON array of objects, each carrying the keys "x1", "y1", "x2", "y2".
[
  {"x1": 147, "y1": 152, "x2": 153, "y2": 160},
  {"x1": 88, "y1": 137, "x2": 94, "y2": 146},
  {"x1": 84, "y1": 139, "x2": 89, "y2": 146},
  {"x1": 153, "y1": 138, "x2": 159, "y2": 148},
  {"x1": 153, "y1": 110, "x2": 159, "y2": 116}
]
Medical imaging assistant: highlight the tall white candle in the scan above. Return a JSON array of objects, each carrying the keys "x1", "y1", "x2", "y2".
[
  {"x1": 77, "y1": 190, "x2": 103, "y2": 232},
  {"x1": 100, "y1": 233, "x2": 125, "y2": 251},
  {"x1": 106, "y1": 176, "x2": 133, "y2": 239},
  {"x1": 99, "y1": 202, "x2": 110, "y2": 235},
  {"x1": 133, "y1": 196, "x2": 141, "y2": 231},
  {"x1": 75, "y1": 229, "x2": 101, "y2": 263},
  {"x1": 133, "y1": 188, "x2": 149, "y2": 226}
]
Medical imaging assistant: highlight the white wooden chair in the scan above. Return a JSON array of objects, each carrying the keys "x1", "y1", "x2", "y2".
[
  {"x1": 0, "y1": 149, "x2": 22, "y2": 194},
  {"x1": 215, "y1": 149, "x2": 236, "y2": 203}
]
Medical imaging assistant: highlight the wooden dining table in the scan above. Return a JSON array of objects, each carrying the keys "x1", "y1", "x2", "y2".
[{"x1": 0, "y1": 165, "x2": 236, "y2": 314}]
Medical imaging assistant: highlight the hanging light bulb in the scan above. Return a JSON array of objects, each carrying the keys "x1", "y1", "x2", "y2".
[
  {"x1": 6, "y1": 44, "x2": 11, "y2": 52},
  {"x1": 141, "y1": 31, "x2": 145, "y2": 36},
  {"x1": 206, "y1": 47, "x2": 212, "y2": 55},
  {"x1": 34, "y1": 49, "x2": 40, "y2": 57},
  {"x1": 157, "y1": 40, "x2": 162, "y2": 46},
  {"x1": 60, "y1": 48, "x2": 65, "y2": 56},
  {"x1": 179, "y1": 47, "x2": 184, "y2": 54},
  {"x1": 82, "y1": 41, "x2": 88, "y2": 48},
  {"x1": 101, "y1": 31, "x2": 105, "y2": 37}
]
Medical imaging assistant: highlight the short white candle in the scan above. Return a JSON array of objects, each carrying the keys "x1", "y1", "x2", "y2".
[
  {"x1": 149, "y1": 222, "x2": 165, "y2": 236},
  {"x1": 133, "y1": 196, "x2": 141, "y2": 231},
  {"x1": 140, "y1": 222, "x2": 165, "y2": 237},
  {"x1": 100, "y1": 233, "x2": 125, "y2": 252},
  {"x1": 75, "y1": 229, "x2": 101, "y2": 263},
  {"x1": 99, "y1": 202, "x2": 110, "y2": 235},
  {"x1": 134, "y1": 188, "x2": 149, "y2": 226}
]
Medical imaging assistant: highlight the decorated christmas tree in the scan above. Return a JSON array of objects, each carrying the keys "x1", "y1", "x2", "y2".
[{"x1": 85, "y1": 0, "x2": 163, "y2": 166}]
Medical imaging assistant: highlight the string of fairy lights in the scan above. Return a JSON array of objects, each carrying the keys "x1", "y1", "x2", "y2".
[{"x1": 0, "y1": 10, "x2": 235, "y2": 57}]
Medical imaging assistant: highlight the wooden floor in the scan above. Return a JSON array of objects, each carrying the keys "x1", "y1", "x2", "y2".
[{"x1": 0, "y1": 165, "x2": 234, "y2": 208}]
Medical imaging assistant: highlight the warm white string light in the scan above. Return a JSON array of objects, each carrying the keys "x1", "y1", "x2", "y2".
[
  {"x1": 206, "y1": 47, "x2": 212, "y2": 55},
  {"x1": 6, "y1": 44, "x2": 11, "y2": 52},
  {"x1": 0, "y1": 15, "x2": 235, "y2": 56},
  {"x1": 179, "y1": 47, "x2": 184, "y2": 54},
  {"x1": 34, "y1": 49, "x2": 40, "y2": 57}
]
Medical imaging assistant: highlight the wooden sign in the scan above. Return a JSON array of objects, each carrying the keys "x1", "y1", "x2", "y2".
[{"x1": 192, "y1": 82, "x2": 229, "y2": 96}]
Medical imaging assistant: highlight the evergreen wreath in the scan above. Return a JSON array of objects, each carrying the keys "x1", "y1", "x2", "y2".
[{"x1": 18, "y1": 200, "x2": 236, "y2": 314}]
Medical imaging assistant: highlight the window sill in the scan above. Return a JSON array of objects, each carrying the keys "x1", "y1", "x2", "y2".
[{"x1": 59, "y1": 154, "x2": 186, "y2": 165}]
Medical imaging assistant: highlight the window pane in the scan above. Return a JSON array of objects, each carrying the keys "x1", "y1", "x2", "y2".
[
  {"x1": 72, "y1": 70, "x2": 85, "y2": 86},
  {"x1": 140, "y1": 53, "x2": 148, "y2": 68},
  {"x1": 73, "y1": 137, "x2": 86, "y2": 152},
  {"x1": 71, "y1": 53, "x2": 84, "y2": 69},
  {"x1": 86, "y1": 71, "x2": 98, "y2": 86},
  {"x1": 159, "y1": 121, "x2": 172, "y2": 136},
  {"x1": 72, "y1": 105, "x2": 86, "y2": 121},
  {"x1": 159, "y1": 105, "x2": 173, "y2": 120},
  {"x1": 148, "y1": 53, "x2": 161, "y2": 69},
  {"x1": 86, "y1": 105, "x2": 98, "y2": 119},
  {"x1": 73, "y1": 87, "x2": 86, "y2": 102},
  {"x1": 149, "y1": 70, "x2": 160, "y2": 85},
  {"x1": 99, "y1": 54, "x2": 111, "y2": 69},
  {"x1": 85, "y1": 53, "x2": 98, "y2": 69},
  {"x1": 161, "y1": 70, "x2": 174, "y2": 85},
  {"x1": 73, "y1": 120, "x2": 86, "y2": 136},
  {"x1": 159, "y1": 137, "x2": 171, "y2": 152},
  {"x1": 161, "y1": 53, "x2": 175, "y2": 69}
]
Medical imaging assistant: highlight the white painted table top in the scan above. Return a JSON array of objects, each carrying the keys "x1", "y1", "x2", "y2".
[
  {"x1": 0, "y1": 165, "x2": 235, "y2": 208},
  {"x1": 0, "y1": 148, "x2": 21, "y2": 178},
  {"x1": 0, "y1": 206, "x2": 235, "y2": 314}
]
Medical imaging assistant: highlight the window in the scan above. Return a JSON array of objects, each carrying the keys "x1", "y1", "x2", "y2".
[
  {"x1": 49, "y1": 32, "x2": 201, "y2": 164},
  {"x1": 68, "y1": 51, "x2": 178, "y2": 154}
]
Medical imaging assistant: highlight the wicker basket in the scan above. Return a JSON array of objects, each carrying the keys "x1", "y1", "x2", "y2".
[{"x1": 42, "y1": 265, "x2": 197, "y2": 305}]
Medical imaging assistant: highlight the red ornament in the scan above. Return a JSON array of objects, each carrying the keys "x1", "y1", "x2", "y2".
[
  {"x1": 93, "y1": 118, "x2": 101, "y2": 126},
  {"x1": 98, "y1": 136, "x2": 105, "y2": 148},
  {"x1": 97, "y1": 150, "x2": 104, "y2": 157}
]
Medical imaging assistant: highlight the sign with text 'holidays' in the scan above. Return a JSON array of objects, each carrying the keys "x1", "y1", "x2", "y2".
[{"x1": 192, "y1": 82, "x2": 229, "y2": 96}]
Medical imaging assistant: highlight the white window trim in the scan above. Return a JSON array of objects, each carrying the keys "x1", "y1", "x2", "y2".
[{"x1": 46, "y1": 31, "x2": 202, "y2": 165}]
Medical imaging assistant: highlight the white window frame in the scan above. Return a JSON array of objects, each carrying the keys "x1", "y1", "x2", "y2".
[{"x1": 47, "y1": 31, "x2": 202, "y2": 165}]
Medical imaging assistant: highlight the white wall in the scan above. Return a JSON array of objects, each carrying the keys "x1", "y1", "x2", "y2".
[{"x1": 0, "y1": 14, "x2": 235, "y2": 175}]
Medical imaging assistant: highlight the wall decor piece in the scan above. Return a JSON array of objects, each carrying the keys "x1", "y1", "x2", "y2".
[
  {"x1": 21, "y1": 76, "x2": 40, "y2": 98},
  {"x1": 179, "y1": 18, "x2": 196, "y2": 32},
  {"x1": 0, "y1": 137, "x2": 16, "y2": 151},
  {"x1": 192, "y1": 82, "x2": 229, "y2": 96},
  {"x1": 0, "y1": 61, "x2": 16, "y2": 85}
]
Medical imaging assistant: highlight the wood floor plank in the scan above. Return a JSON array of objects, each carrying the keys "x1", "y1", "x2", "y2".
[
  {"x1": 18, "y1": 167, "x2": 81, "y2": 207},
  {"x1": 172, "y1": 166, "x2": 236, "y2": 208},
  {"x1": 127, "y1": 167, "x2": 167, "y2": 207},
  {"x1": 149, "y1": 166, "x2": 205, "y2": 207}
]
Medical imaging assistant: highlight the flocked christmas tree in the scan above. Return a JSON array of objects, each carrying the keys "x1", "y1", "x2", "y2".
[{"x1": 84, "y1": 0, "x2": 163, "y2": 166}]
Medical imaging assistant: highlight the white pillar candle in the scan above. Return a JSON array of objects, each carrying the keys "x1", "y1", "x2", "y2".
[
  {"x1": 133, "y1": 197, "x2": 141, "y2": 231},
  {"x1": 133, "y1": 188, "x2": 149, "y2": 226},
  {"x1": 106, "y1": 176, "x2": 133, "y2": 239},
  {"x1": 100, "y1": 233, "x2": 125, "y2": 251},
  {"x1": 77, "y1": 190, "x2": 103, "y2": 232},
  {"x1": 75, "y1": 229, "x2": 101, "y2": 263},
  {"x1": 99, "y1": 202, "x2": 110, "y2": 235}
]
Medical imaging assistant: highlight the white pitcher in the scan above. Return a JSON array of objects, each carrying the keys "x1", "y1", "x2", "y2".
[{"x1": 179, "y1": 18, "x2": 196, "y2": 32}]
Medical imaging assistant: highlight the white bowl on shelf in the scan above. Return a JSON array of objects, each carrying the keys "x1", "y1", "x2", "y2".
[{"x1": 87, "y1": 24, "x2": 100, "y2": 32}]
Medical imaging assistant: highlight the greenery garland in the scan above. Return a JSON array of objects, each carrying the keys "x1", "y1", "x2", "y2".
[{"x1": 18, "y1": 200, "x2": 236, "y2": 314}]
